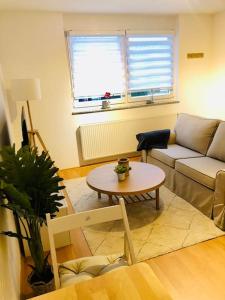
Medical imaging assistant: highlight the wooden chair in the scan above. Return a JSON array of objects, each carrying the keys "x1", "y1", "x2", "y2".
[{"x1": 46, "y1": 198, "x2": 136, "y2": 289}]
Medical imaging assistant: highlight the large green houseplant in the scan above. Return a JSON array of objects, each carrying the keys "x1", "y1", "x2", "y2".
[{"x1": 0, "y1": 145, "x2": 65, "y2": 294}]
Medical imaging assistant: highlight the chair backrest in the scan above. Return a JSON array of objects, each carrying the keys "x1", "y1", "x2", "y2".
[{"x1": 46, "y1": 198, "x2": 136, "y2": 289}]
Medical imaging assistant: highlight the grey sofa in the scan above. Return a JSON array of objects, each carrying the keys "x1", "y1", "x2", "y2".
[{"x1": 142, "y1": 113, "x2": 225, "y2": 230}]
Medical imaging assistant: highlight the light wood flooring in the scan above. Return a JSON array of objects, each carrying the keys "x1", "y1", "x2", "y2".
[{"x1": 22, "y1": 157, "x2": 225, "y2": 300}]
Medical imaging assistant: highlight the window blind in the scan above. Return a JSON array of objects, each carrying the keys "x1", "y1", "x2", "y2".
[
  {"x1": 126, "y1": 34, "x2": 174, "y2": 99},
  {"x1": 68, "y1": 36, "x2": 126, "y2": 101}
]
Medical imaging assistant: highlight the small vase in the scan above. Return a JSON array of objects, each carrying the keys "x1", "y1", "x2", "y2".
[
  {"x1": 118, "y1": 173, "x2": 126, "y2": 181},
  {"x1": 118, "y1": 158, "x2": 130, "y2": 176}
]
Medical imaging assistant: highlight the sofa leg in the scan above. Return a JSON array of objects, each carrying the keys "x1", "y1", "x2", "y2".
[{"x1": 141, "y1": 150, "x2": 148, "y2": 163}]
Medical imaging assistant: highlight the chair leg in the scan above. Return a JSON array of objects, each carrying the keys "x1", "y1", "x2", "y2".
[
  {"x1": 124, "y1": 233, "x2": 130, "y2": 264},
  {"x1": 120, "y1": 198, "x2": 136, "y2": 264},
  {"x1": 156, "y1": 188, "x2": 160, "y2": 210}
]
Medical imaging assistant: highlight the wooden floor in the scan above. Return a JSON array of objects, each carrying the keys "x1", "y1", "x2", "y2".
[{"x1": 22, "y1": 157, "x2": 225, "y2": 300}]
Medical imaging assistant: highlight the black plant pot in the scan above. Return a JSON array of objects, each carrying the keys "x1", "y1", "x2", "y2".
[{"x1": 27, "y1": 266, "x2": 54, "y2": 296}]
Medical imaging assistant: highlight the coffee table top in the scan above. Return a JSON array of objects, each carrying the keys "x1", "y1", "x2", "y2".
[{"x1": 86, "y1": 161, "x2": 165, "y2": 196}]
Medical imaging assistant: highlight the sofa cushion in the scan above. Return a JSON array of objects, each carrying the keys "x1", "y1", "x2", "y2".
[
  {"x1": 175, "y1": 157, "x2": 225, "y2": 190},
  {"x1": 59, "y1": 255, "x2": 127, "y2": 288},
  {"x1": 174, "y1": 113, "x2": 219, "y2": 155},
  {"x1": 150, "y1": 144, "x2": 204, "y2": 168},
  {"x1": 207, "y1": 122, "x2": 225, "y2": 162}
]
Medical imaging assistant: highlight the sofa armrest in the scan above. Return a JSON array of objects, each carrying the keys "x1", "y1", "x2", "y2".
[
  {"x1": 214, "y1": 169, "x2": 225, "y2": 230},
  {"x1": 140, "y1": 130, "x2": 176, "y2": 163},
  {"x1": 168, "y1": 130, "x2": 176, "y2": 145}
]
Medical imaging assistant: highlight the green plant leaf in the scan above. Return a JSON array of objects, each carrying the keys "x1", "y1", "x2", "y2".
[{"x1": 1, "y1": 230, "x2": 30, "y2": 241}]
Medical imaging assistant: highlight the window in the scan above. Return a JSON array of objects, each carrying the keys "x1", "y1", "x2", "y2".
[
  {"x1": 67, "y1": 32, "x2": 175, "y2": 108},
  {"x1": 126, "y1": 34, "x2": 174, "y2": 101},
  {"x1": 68, "y1": 35, "x2": 126, "y2": 107}
]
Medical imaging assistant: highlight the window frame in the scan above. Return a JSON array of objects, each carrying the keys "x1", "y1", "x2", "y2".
[{"x1": 66, "y1": 30, "x2": 176, "y2": 109}]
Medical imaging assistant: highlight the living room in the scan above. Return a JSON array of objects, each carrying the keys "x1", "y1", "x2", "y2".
[{"x1": 1, "y1": 1, "x2": 225, "y2": 299}]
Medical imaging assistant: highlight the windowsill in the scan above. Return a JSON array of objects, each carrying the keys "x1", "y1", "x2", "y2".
[{"x1": 72, "y1": 100, "x2": 179, "y2": 115}]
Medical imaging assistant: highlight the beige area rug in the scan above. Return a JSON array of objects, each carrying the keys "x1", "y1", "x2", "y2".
[{"x1": 65, "y1": 177, "x2": 224, "y2": 262}]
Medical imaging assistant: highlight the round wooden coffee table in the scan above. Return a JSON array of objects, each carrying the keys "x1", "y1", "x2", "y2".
[{"x1": 86, "y1": 162, "x2": 165, "y2": 210}]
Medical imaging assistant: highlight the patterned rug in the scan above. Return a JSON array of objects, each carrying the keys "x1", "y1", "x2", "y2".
[{"x1": 65, "y1": 177, "x2": 224, "y2": 262}]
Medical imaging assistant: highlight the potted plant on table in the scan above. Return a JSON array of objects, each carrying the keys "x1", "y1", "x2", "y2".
[
  {"x1": 114, "y1": 164, "x2": 128, "y2": 181},
  {"x1": 118, "y1": 158, "x2": 131, "y2": 177},
  {"x1": 0, "y1": 145, "x2": 65, "y2": 295}
]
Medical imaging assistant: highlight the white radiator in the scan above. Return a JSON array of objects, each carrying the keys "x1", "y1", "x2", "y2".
[{"x1": 79, "y1": 114, "x2": 177, "y2": 160}]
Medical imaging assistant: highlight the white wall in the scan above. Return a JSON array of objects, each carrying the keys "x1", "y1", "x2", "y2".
[
  {"x1": 0, "y1": 12, "x2": 214, "y2": 169},
  {"x1": 177, "y1": 14, "x2": 213, "y2": 115},
  {"x1": 0, "y1": 81, "x2": 20, "y2": 300},
  {"x1": 63, "y1": 13, "x2": 176, "y2": 31},
  {"x1": 206, "y1": 10, "x2": 225, "y2": 119},
  {"x1": 0, "y1": 210, "x2": 21, "y2": 300},
  {"x1": 176, "y1": 11, "x2": 225, "y2": 120},
  {"x1": 0, "y1": 12, "x2": 75, "y2": 169}
]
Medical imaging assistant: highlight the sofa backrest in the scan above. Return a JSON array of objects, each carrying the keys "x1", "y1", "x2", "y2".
[
  {"x1": 207, "y1": 122, "x2": 225, "y2": 161},
  {"x1": 174, "y1": 113, "x2": 219, "y2": 155}
]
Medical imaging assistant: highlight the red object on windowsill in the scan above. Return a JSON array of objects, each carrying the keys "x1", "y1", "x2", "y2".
[{"x1": 104, "y1": 92, "x2": 111, "y2": 99}]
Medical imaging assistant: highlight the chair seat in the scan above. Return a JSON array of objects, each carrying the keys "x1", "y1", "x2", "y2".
[
  {"x1": 150, "y1": 144, "x2": 203, "y2": 168},
  {"x1": 59, "y1": 255, "x2": 128, "y2": 288}
]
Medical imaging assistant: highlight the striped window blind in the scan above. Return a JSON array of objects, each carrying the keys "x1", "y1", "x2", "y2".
[
  {"x1": 68, "y1": 32, "x2": 175, "y2": 107},
  {"x1": 68, "y1": 35, "x2": 126, "y2": 103},
  {"x1": 126, "y1": 34, "x2": 174, "y2": 100}
]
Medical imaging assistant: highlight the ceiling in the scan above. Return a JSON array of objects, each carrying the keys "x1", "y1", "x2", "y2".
[{"x1": 0, "y1": 0, "x2": 225, "y2": 14}]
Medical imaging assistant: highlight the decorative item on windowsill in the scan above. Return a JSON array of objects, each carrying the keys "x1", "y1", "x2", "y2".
[
  {"x1": 114, "y1": 164, "x2": 128, "y2": 181},
  {"x1": 118, "y1": 157, "x2": 131, "y2": 177},
  {"x1": 101, "y1": 92, "x2": 111, "y2": 109},
  {"x1": 146, "y1": 88, "x2": 154, "y2": 105}
]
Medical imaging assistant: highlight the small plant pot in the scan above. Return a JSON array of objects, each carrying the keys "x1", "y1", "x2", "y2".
[
  {"x1": 27, "y1": 267, "x2": 54, "y2": 296},
  {"x1": 118, "y1": 158, "x2": 130, "y2": 176},
  {"x1": 118, "y1": 173, "x2": 126, "y2": 181}
]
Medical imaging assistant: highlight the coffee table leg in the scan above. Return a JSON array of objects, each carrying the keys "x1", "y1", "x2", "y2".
[
  {"x1": 108, "y1": 195, "x2": 113, "y2": 206},
  {"x1": 98, "y1": 192, "x2": 101, "y2": 199},
  {"x1": 156, "y1": 188, "x2": 160, "y2": 210}
]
